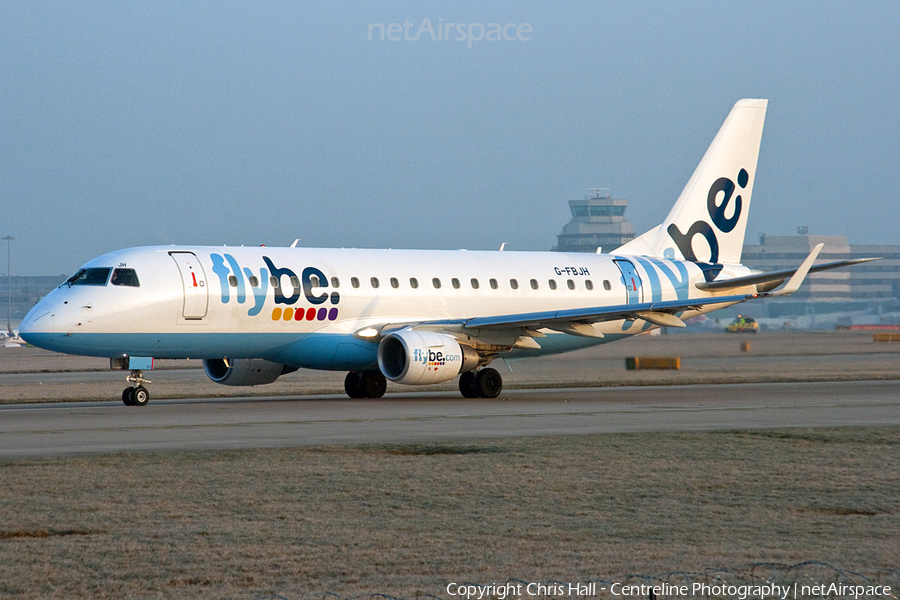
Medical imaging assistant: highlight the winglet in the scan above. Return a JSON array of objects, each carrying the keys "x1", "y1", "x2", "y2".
[{"x1": 770, "y1": 243, "x2": 823, "y2": 296}]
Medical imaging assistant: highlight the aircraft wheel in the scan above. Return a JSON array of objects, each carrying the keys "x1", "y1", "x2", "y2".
[
  {"x1": 475, "y1": 368, "x2": 502, "y2": 398},
  {"x1": 131, "y1": 386, "x2": 150, "y2": 406},
  {"x1": 360, "y1": 370, "x2": 387, "y2": 399},
  {"x1": 344, "y1": 371, "x2": 366, "y2": 398},
  {"x1": 459, "y1": 371, "x2": 479, "y2": 398},
  {"x1": 122, "y1": 387, "x2": 135, "y2": 406}
]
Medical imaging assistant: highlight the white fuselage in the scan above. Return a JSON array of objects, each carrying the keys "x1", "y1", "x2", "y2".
[{"x1": 20, "y1": 245, "x2": 749, "y2": 370}]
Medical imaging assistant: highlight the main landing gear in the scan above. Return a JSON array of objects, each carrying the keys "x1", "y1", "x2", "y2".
[
  {"x1": 342, "y1": 368, "x2": 503, "y2": 400},
  {"x1": 122, "y1": 370, "x2": 152, "y2": 406},
  {"x1": 459, "y1": 368, "x2": 503, "y2": 398},
  {"x1": 344, "y1": 370, "x2": 387, "y2": 399}
]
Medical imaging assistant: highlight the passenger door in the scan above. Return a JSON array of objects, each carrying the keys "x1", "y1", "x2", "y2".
[
  {"x1": 614, "y1": 259, "x2": 643, "y2": 304},
  {"x1": 169, "y1": 252, "x2": 209, "y2": 319}
]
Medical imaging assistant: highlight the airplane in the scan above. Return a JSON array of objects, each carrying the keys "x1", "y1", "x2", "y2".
[
  {"x1": 1, "y1": 327, "x2": 26, "y2": 347},
  {"x1": 18, "y1": 99, "x2": 876, "y2": 406}
]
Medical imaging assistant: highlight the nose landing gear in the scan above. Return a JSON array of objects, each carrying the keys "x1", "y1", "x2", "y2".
[{"x1": 122, "y1": 370, "x2": 152, "y2": 406}]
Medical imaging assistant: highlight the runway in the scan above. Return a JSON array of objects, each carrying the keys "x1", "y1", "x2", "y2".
[{"x1": 2, "y1": 380, "x2": 899, "y2": 458}]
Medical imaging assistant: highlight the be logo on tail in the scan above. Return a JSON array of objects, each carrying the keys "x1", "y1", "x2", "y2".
[
  {"x1": 615, "y1": 99, "x2": 767, "y2": 266},
  {"x1": 667, "y1": 168, "x2": 748, "y2": 264}
]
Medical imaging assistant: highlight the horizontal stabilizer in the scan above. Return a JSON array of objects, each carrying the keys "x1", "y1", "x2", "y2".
[{"x1": 696, "y1": 256, "x2": 880, "y2": 292}]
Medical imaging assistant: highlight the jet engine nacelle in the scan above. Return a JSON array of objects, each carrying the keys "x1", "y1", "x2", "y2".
[
  {"x1": 377, "y1": 329, "x2": 479, "y2": 385},
  {"x1": 202, "y1": 358, "x2": 296, "y2": 386}
]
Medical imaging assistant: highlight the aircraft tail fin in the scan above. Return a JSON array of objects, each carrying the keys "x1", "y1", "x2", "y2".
[{"x1": 617, "y1": 99, "x2": 768, "y2": 265}]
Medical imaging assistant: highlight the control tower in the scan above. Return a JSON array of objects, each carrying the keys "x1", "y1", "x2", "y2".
[{"x1": 554, "y1": 189, "x2": 635, "y2": 253}]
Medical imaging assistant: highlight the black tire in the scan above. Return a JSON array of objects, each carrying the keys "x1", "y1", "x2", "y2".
[
  {"x1": 475, "y1": 368, "x2": 502, "y2": 398},
  {"x1": 360, "y1": 370, "x2": 387, "y2": 399},
  {"x1": 459, "y1": 371, "x2": 479, "y2": 398},
  {"x1": 344, "y1": 371, "x2": 365, "y2": 398},
  {"x1": 122, "y1": 387, "x2": 135, "y2": 406},
  {"x1": 131, "y1": 386, "x2": 150, "y2": 406}
]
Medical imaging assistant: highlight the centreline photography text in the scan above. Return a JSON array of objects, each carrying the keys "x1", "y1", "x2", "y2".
[{"x1": 444, "y1": 581, "x2": 894, "y2": 600}]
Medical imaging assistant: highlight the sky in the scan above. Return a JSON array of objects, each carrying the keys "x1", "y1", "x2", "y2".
[{"x1": 1, "y1": 1, "x2": 898, "y2": 275}]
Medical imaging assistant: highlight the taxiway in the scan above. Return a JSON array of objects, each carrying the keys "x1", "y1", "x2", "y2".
[{"x1": 1, "y1": 380, "x2": 898, "y2": 458}]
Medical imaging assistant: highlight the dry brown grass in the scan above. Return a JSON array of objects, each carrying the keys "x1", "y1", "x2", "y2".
[{"x1": 1, "y1": 427, "x2": 899, "y2": 599}]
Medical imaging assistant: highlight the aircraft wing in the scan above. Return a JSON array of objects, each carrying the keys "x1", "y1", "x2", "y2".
[
  {"x1": 456, "y1": 293, "x2": 751, "y2": 332},
  {"x1": 357, "y1": 292, "x2": 755, "y2": 344}
]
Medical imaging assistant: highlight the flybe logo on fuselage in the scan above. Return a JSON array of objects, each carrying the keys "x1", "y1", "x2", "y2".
[
  {"x1": 667, "y1": 169, "x2": 749, "y2": 264},
  {"x1": 210, "y1": 253, "x2": 340, "y2": 322}
]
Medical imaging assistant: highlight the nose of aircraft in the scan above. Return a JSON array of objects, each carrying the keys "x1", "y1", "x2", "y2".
[{"x1": 17, "y1": 302, "x2": 54, "y2": 346}]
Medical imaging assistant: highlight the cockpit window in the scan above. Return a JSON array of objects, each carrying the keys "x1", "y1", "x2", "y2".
[
  {"x1": 65, "y1": 268, "x2": 112, "y2": 286},
  {"x1": 111, "y1": 268, "x2": 140, "y2": 287}
]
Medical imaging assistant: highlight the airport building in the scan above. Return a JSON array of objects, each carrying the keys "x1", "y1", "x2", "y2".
[{"x1": 553, "y1": 189, "x2": 635, "y2": 253}]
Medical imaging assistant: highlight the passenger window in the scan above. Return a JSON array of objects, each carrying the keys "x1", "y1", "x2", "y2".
[
  {"x1": 370, "y1": 277, "x2": 380, "y2": 289},
  {"x1": 510, "y1": 279, "x2": 519, "y2": 290},
  {"x1": 309, "y1": 275, "x2": 319, "y2": 287},
  {"x1": 452, "y1": 278, "x2": 460, "y2": 289},
  {"x1": 66, "y1": 268, "x2": 112, "y2": 286},
  {"x1": 585, "y1": 280, "x2": 594, "y2": 291},
  {"x1": 433, "y1": 278, "x2": 442, "y2": 289},
  {"x1": 331, "y1": 277, "x2": 340, "y2": 288},
  {"x1": 110, "y1": 268, "x2": 140, "y2": 287},
  {"x1": 567, "y1": 279, "x2": 575, "y2": 290},
  {"x1": 228, "y1": 275, "x2": 238, "y2": 287},
  {"x1": 351, "y1": 277, "x2": 360, "y2": 288},
  {"x1": 470, "y1": 278, "x2": 479, "y2": 290},
  {"x1": 530, "y1": 279, "x2": 539, "y2": 290},
  {"x1": 390, "y1": 277, "x2": 399, "y2": 289},
  {"x1": 489, "y1": 278, "x2": 498, "y2": 290},
  {"x1": 270, "y1": 276, "x2": 280, "y2": 289},
  {"x1": 290, "y1": 276, "x2": 300, "y2": 289},
  {"x1": 248, "y1": 275, "x2": 259, "y2": 288},
  {"x1": 410, "y1": 277, "x2": 419, "y2": 289},
  {"x1": 603, "y1": 280, "x2": 612, "y2": 291},
  {"x1": 548, "y1": 280, "x2": 557, "y2": 290}
]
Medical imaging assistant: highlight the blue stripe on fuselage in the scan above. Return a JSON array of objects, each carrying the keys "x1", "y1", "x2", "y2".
[
  {"x1": 21, "y1": 329, "x2": 620, "y2": 372},
  {"x1": 21, "y1": 331, "x2": 310, "y2": 362},
  {"x1": 19, "y1": 331, "x2": 381, "y2": 371}
]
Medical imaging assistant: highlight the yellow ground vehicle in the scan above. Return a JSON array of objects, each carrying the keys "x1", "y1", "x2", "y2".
[{"x1": 727, "y1": 315, "x2": 759, "y2": 333}]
